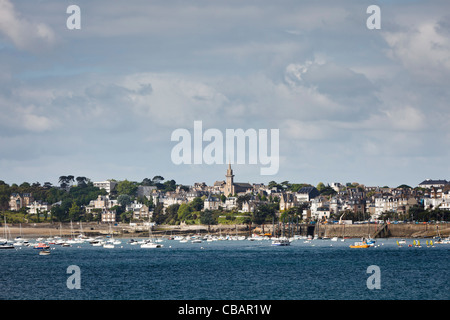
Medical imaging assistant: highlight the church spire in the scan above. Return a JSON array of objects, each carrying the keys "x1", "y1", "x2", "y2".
[
  {"x1": 226, "y1": 162, "x2": 234, "y2": 177},
  {"x1": 225, "y1": 163, "x2": 234, "y2": 196}
]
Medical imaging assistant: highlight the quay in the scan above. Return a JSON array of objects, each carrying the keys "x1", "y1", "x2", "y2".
[{"x1": 2, "y1": 222, "x2": 449, "y2": 239}]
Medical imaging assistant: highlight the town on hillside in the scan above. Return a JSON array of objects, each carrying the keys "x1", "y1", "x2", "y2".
[{"x1": 1, "y1": 166, "x2": 449, "y2": 226}]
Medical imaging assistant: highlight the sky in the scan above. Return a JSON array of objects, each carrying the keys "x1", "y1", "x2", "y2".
[{"x1": 0, "y1": 0, "x2": 449, "y2": 188}]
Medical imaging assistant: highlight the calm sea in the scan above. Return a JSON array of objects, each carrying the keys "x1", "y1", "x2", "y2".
[{"x1": 0, "y1": 238, "x2": 448, "y2": 300}]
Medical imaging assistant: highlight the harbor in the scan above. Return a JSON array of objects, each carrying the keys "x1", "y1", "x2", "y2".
[{"x1": 1, "y1": 235, "x2": 448, "y2": 300}]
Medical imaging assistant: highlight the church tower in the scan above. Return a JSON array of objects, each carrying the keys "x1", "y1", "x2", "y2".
[{"x1": 224, "y1": 163, "x2": 235, "y2": 196}]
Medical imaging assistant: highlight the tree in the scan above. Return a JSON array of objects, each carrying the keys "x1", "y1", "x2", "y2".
[
  {"x1": 152, "y1": 176, "x2": 164, "y2": 184},
  {"x1": 319, "y1": 186, "x2": 337, "y2": 196},
  {"x1": 189, "y1": 197, "x2": 204, "y2": 212},
  {"x1": 120, "y1": 211, "x2": 132, "y2": 223},
  {"x1": 268, "y1": 181, "x2": 282, "y2": 190},
  {"x1": 162, "y1": 179, "x2": 176, "y2": 192},
  {"x1": 151, "y1": 203, "x2": 165, "y2": 224},
  {"x1": 141, "y1": 178, "x2": 154, "y2": 186},
  {"x1": 116, "y1": 180, "x2": 138, "y2": 196},
  {"x1": 76, "y1": 176, "x2": 88, "y2": 187},
  {"x1": 316, "y1": 182, "x2": 326, "y2": 192},
  {"x1": 177, "y1": 203, "x2": 192, "y2": 222},
  {"x1": 252, "y1": 203, "x2": 276, "y2": 233},
  {"x1": 68, "y1": 202, "x2": 82, "y2": 221},
  {"x1": 117, "y1": 194, "x2": 132, "y2": 208},
  {"x1": 200, "y1": 209, "x2": 217, "y2": 231},
  {"x1": 236, "y1": 194, "x2": 251, "y2": 210},
  {"x1": 43, "y1": 182, "x2": 53, "y2": 189},
  {"x1": 58, "y1": 176, "x2": 68, "y2": 189},
  {"x1": 0, "y1": 183, "x2": 11, "y2": 211},
  {"x1": 67, "y1": 175, "x2": 75, "y2": 185},
  {"x1": 51, "y1": 205, "x2": 65, "y2": 222}
]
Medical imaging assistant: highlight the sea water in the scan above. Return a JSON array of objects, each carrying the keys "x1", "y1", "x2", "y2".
[{"x1": 0, "y1": 239, "x2": 448, "y2": 300}]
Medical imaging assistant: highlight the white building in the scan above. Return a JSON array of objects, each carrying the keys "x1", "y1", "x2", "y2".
[
  {"x1": 27, "y1": 201, "x2": 51, "y2": 215},
  {"x1": 418, "y1": 179, "x2": 448, "y2": 189},
  {"x1": 204, "y1": 195, "x2": 221, "y2": 211},
  {"x1": 94, "y1": 180, "x2": 117, "y2": 194}
]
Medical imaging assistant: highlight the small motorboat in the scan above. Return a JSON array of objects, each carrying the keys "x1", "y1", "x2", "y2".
[
  {"x1": 34, "y1": 243, "x2": 50, "y2": 250},
  {"x1": 271, "y1": 239, "x2": 290, "y2": 246},
  {"x1": 39, "y1": 249, "x2": 51, "y2": 255}
]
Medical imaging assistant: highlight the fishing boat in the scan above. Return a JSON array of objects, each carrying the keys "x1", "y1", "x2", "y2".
[
  {"x1": 365, "y1": 238, "x2": 376, "y2": 247},
  {"x1": 349, "y1": 241, "x2": 370, "y2": 248}
]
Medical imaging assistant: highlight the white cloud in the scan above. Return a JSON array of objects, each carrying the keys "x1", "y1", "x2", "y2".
[
  {"x1": 0, "y1": 0, "x2": 55, "y2": 51},
  {"x1": 22, "y1": 112, "x2": 55, "y2": 132},
  {"x1": 383, "y1": 22, "x2": 450, "y2": 81}
]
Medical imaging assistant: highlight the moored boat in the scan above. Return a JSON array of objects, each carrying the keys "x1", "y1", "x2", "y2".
[
  {"x1": 271, "y1": 239, "x2": 290, "y2": 246},
  {"x1": 34, "y1": 243, "x2": 50, "y2": 250},
  {"x1": 39, "y1": 249, "x2": 51, "y2": 255},
  {"x1": 349, "y1": 241, "x2": 370, "y2": 248},
  {"x1": 0, "y1": 242, "x2": 15, "y2": 250},
  {"x1": 140, "y1": 241, "x2": 162, "y2": 248}
]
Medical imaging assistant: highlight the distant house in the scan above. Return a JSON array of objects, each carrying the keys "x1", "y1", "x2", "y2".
[
  {"x1": 101, "y1": 210, "x2": 116, "y2": 223},
  {"x1": 132, "y1": 204, "x2": 151, "y2": 221},
  {"x1": 204, "y1": 194, "x2": 221, "y2": 211},
  {"x1": 296, "y1": 187, "x2": 320, "y2": 202},
  {"x1": 27, "y1": 201, "x2": 51, "y2": 215},
  {"x1": 279, "y1": 192, "x2": 297, "y2": 211},
  {"x1": 137, "y1": 186, "x2": 156, "y2": 198},
  {"x1": 9, "y1": 193, "x2": 34, "y2": 211},
  {"x1": 418, "y1": 179, "x2": 448, "y2": 189},
  {"x1": 224, "y1": 197, "x2": 237, "y2": 210}
]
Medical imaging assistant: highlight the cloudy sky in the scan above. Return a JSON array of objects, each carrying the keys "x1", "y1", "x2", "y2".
[{"x1": 0, "y1": 0, "x2": 449, "y2": 188}]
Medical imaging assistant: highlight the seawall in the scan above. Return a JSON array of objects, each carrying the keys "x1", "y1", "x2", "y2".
[
  {"x1": 3, "y1": 222, "x2": 449, "y2": 239},
  {"x1": 314, "y1": 223, "x2": 449, "y2": 238}
]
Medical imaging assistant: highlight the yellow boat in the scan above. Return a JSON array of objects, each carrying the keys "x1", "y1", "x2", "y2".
[{"x1": 350, "y1": 241, "x2": 370, "y2": 248}]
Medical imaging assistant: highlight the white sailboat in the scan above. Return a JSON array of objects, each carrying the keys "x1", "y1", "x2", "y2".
[
  {"x1": 0, "y1": 217, "x2": 14, "y2": 250},
  {"x1": 140, "y1": 220, "x2": 162, "y2": 248}
]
